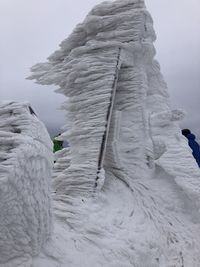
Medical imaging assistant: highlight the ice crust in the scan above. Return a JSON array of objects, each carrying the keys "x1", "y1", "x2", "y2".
[
  {"x1": 7, "y1": 0, "x2": 200, "y2": 266},
  {"x1": 0, "y1": 102, "x2": 53, "y2": 266}
]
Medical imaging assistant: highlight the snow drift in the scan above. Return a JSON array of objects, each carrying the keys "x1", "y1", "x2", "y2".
[{"x1": 0, "y1": 102, "x2": 53, "y2": 266}]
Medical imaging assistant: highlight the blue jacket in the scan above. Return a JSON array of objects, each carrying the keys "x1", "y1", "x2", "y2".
[{"x1": 186, "y1": 133, "x2": 200, "y2": 167}]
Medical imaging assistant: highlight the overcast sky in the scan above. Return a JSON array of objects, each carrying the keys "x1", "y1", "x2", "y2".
[{"x1": 0, "y1": 0, "x2": 200, "y2": 137}]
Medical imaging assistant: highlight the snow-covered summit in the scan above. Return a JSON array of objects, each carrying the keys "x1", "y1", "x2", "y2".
[{"x1": 3, "y1": 0, "x2": 200, "y2": 266}]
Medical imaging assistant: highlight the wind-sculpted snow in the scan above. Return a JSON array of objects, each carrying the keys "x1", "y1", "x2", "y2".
[
  {"x1": 0, "y1": 102, "x2": 53, "y2": 266},
  {"x1": 28, "y1": 0, "x2": 200, "y2": 266}
]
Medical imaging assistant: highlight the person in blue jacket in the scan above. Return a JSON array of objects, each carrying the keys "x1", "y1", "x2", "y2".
[{"x1": 182, "y1": 129, "x2": 200, "y2": 167}]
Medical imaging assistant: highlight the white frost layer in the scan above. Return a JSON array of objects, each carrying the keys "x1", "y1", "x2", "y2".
[
  {"x1": 28, "y1": 0, "x2": 200, "y2": 266},
  {"x1": 0, "y1": 102, "x2": 53, "y2": 266}
]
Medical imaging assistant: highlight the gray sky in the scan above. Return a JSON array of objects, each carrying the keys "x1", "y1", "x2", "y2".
[{"x1": 1, "y1": 0, "x2": 200, "y2": 137}]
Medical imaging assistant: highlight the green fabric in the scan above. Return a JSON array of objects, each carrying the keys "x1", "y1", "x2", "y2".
[{"x1": 53, "y1": 138, "x2": 63, "y2": 153}]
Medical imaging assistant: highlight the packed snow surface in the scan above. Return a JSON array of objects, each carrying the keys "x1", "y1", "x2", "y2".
[{"x1": 2, "y1": 0, "x2": 200, "y2": 266}]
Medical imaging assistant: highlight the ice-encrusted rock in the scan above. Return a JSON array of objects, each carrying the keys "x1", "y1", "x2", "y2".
[
  {"x1": 28, "y1": 0, "x2": 200, "y2": 266},
  {"x1": 0, "y1": 102, "x2": 53, "y2": 266}
]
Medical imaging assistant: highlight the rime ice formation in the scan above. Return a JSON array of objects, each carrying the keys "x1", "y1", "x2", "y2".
[
  {"x1": 53, "y1": 147, "x2": 71, "y2": 180},
  {"x1": 0, "y1": 102, "x2": 53, "y2": 267},
  {"x1": 29, "y1": 0, "x2": 200, "y2": 266}
]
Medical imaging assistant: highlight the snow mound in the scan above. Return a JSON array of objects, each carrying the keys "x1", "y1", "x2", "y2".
[{"x1": 0, "y1": 102, "x2": 53, "y2": 266}]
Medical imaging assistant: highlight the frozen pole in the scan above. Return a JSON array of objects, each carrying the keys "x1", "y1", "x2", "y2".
[{"x1": 95, "y1": 48, "x2": 122, "y2": 187}]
